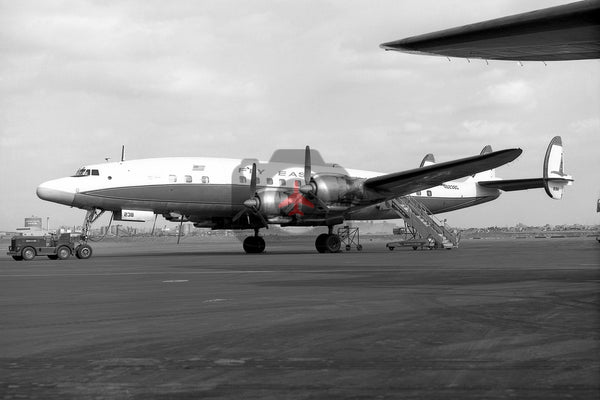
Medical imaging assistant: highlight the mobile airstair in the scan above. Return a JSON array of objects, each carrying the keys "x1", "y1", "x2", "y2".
[{"x1": 386, "y1": 196, "x2": 460, "y2": 250}]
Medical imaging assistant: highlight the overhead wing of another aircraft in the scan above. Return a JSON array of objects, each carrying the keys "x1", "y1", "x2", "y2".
[{"x1": 380, "y1": 0, "x2": 600, "y2": 61}]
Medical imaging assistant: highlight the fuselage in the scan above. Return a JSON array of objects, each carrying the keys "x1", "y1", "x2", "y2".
[{"x1": 37, "y1": 156, "x2": 501, "y2": 227}]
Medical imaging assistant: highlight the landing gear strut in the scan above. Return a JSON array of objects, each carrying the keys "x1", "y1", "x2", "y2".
[
  {"x1": 315, "y1": 226, "x2": 341, "y2": 253},
  {"x1": 76, "y1": 208, "x2": 104, "y2": 259},
  {"x1": 243, "y1": 228, "x2": 266, "y2": 254}
]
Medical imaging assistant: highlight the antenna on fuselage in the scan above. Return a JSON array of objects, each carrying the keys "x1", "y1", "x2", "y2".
[{"x1": 121, "y1": 145, "x2": 125, "y2": 162}]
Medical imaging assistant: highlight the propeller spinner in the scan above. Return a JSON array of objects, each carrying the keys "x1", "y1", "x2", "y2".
[
  {"x1": 300, "y1": 146, "x2": 329, "y2": 211},
  {"x1": 233, "y1": 163, "x2": 268, "y2": 227}
]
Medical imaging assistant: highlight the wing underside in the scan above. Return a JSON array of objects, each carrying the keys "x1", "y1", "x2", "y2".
[{"x1": 380, "y1": 1, "x2": 600, "y2": 61}]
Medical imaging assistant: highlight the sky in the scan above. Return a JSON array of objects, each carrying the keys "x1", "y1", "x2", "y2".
[{"x1": 1, "y1": 0, "x2": 599, "y2": 231}]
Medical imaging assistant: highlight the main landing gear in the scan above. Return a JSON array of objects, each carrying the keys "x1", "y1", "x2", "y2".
[
  {"x1": 242, "y1": 227, "x2": 342, "y2": 254},
  {"x1": 315, "y1": 226, "x2": 341, "y2": 253},
  {"x1": 243, "y1": 229, "x2": 266, "y2": 254}
]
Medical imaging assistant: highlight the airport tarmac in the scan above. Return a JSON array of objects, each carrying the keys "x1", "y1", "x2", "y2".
[{"x1": 1, "y1": 237, "x2": 598, "y2": 399}]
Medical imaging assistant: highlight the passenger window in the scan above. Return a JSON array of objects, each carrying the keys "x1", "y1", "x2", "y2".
[
  {"x1": 92, "y1": 169, "x2": 99, "y2": 176},
  {"x1": 416, "y1": 191, "x2": 421, "y2": 196},
  {"x1": 185, "y1": 175, "x2": 192, "y2": 183},
  {"x1": 427, "y1": 190, "x2": 432, "y2": 197},
  {"x1": 169, "y1": 175, "x2": 177, "y2": 183},
  {"x1": 279, "y1": 179, "x2": 286, "y2": 186},
  {"x1": 239, "y1": 176, "x2": 247, "y2": 184},
  {"x1": 193, "y1": 165, "x2": 205, "y2": 171},
  {"x1": 202, "y1": 176, "x2": 209, "y2": 184},
  {"x1": 267, "y1": 178, "x2": 273, "y2": 185}
]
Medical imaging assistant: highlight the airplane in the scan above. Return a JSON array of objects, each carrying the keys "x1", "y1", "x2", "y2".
[
  {"x1": 380, "y1": 0, "x2": 600, "y2": 61},
  {"x1": 36, "y1": 137, "x2": 572, "y2": 255}
]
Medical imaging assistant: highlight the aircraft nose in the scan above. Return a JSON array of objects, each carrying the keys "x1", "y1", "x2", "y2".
[{"x1": 37, "y1": 180, "x2": 75, "y2": 206}]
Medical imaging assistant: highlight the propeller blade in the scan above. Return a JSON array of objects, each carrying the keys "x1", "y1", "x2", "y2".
[
  {"x1": 304, "y1": 146, "x2": 311, "y2": 185},
  {"x1": 250, "y1": 162, "x2": 257, "y2": 194},
  {"x1": 232, "y1": 208, "x2": 247, "y2": 222}
]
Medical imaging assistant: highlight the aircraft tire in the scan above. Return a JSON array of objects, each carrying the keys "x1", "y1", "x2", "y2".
[
  {"x1": 76, "y1": 244, "x2": 93, "y2": 259},
  {"x1": 56, "y1": 246, "x2": 71, "y2": 260},
  {"x1": 243, "y1": 236, "x2": 265, "y2": 254},
  {"x1": 316, "y1": 234, "x2": 341, "y2": 253},
  {"x1": 315, "y1": 234, "x2": 329, "y2": 253},
  {"x1": 22, "y1": 247, "x2": 36, "y2": 261},
  {"x1": 324, "y1": 234, "x2": 341, "y2": 253}
]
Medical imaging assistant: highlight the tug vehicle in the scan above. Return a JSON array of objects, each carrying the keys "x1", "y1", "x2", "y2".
[{"x1": 7, "y1": 233, "x2": 92, "y2": 261}]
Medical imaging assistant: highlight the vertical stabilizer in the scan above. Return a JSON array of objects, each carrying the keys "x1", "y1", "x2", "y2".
[
  {"x1": 419, "y1": 153, "x2": 436, "y2": 167},
  {"x1": 472, "y1": 145, "x2": 495, "y2": 179},
  {"x1": 543, "y1": 136, "x2": 573, "y2": 199}
]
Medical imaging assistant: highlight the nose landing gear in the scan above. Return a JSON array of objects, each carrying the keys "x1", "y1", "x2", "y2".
[{"x1": 75, "y1": 208, "x2": 105, "y2": 259}]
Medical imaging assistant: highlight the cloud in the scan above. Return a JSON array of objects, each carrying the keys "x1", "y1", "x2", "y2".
[
  {"x1": 460, "y1": 120, "x2": 518, "y2": 139},
  {"x1": 485, "y1": 80, "x2": 537, "y2": 109}
]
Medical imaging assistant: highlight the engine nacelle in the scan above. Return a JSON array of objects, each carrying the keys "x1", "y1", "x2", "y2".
[
  {"x1": 257, "y1": 189, "x2": 314, "y2": 216},
  {"x1": 311, "y1": 174, "x2": 363, "y2": 204}
]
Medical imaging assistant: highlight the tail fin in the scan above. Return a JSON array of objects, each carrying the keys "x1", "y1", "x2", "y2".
[
  {"x1": 543, "y1": 136, "x2": 573, "y2": 199},
  {"x1": 419, "y1": 153, "x2": 436, "y2": 167},
  {"x1": 472, "y1": 145, "x2": 495, "y2": 179},
  {"x1": 477, "y1": 136, "x2": 573, "y2": 199}
]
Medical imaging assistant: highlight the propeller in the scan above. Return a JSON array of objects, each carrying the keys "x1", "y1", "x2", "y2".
[
  {"x1": 233, "y1": 163, "x2": 268, "y2": 227},
  {"x1": 299, "y1": 146, "x2": 329, "y2": 211}
]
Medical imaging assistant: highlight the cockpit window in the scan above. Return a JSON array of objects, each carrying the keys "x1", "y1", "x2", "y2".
[
  {"x1": 73, "y1": 168, "x2": 88, "y2": 177},
  {"x1": 72, "y1": 168, "x2": 99, "y2": 177}
]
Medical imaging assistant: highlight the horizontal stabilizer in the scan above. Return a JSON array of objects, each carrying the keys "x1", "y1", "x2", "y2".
[
  {"x1": 364, "y1": 148, "x2": 522, "y2": 198},
  {"x1": 478, "y1": 178, "x2": 544, "y2": 192}
]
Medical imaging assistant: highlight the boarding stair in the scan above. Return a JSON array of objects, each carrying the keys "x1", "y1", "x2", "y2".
[{"x1": 387, "y1": 196, "x2": 459, "y2": 249}]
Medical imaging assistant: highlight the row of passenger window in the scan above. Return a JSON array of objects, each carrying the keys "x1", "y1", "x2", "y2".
[
  {"x1": 166, "y1": 174, "x2": 299, "y2": 187},
  {"x1": 239, "y1": 176, "x2": 298, "y2": 187},
  {"x1": 415, "y1": 190, "x2": 433, "y2": 196},
  {"x1": 169, "y1": 175, "x2": 210, "y2": 184}
]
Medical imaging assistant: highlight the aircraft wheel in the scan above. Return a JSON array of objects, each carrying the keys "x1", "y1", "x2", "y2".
[
  {"x1": 12, "y1": 256, "x2": 23, "y2": 261},
  {"x1": 315, "y1": 233, "x2": 329, "y2": 253},
  {"x1": 56, "y1": 246, "x2": 71, "y2": 260},
  {"x1": 22, "y1": 247, "x2": 36, "y2": 261},
  {"x1": 47, "y1": 255, "x2": 58, "y2": 260},
  {"x1": 345, "y1": 245, "x2": 351, "y2": 251},
  {"x1": 76, "y1": 244, "x2": 93, "y2": 259},
  {"x1": 324, "y1": 234, "x2": 341, "y2": 253},
  {"x1": 388, "y1": 246, "x2": 394, "y2": 251},
  {"x1": 243, "y1": 236, "x2": 265, "y2": 254},
  {"x1": 357, "y1": 245, "x2": 363, "y2": 251}
]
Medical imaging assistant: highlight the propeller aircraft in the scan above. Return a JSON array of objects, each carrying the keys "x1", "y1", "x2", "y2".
[{"x1": 36, "y1": 137, "x2": 572, "y2": 255}]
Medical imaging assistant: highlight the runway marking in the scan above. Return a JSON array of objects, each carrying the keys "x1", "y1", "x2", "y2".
[
  {"x1": 0, "y1": 271, "x2": 276, "y2": 278},
  {"x1": 162, "y1": 279, "x2": 189, "y2": 283},
  {"x1": 0, "y1": 266, "x2": 596, "y2": 279},
  {"x1": 203, "y1": 298, "x2": 229, "y2": 303}
]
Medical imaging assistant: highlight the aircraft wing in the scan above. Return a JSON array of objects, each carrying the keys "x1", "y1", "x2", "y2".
[
  {"x1": 380, "y1": 0, "x2": 600, "y2": 61},
  {"x1": 363, "y1": 148, "x2": 522, "y2": 198}
]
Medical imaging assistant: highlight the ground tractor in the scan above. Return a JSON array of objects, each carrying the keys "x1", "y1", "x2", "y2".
[{"x1": 7, "y1": 233, "x2": 92, "y2": 261}]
